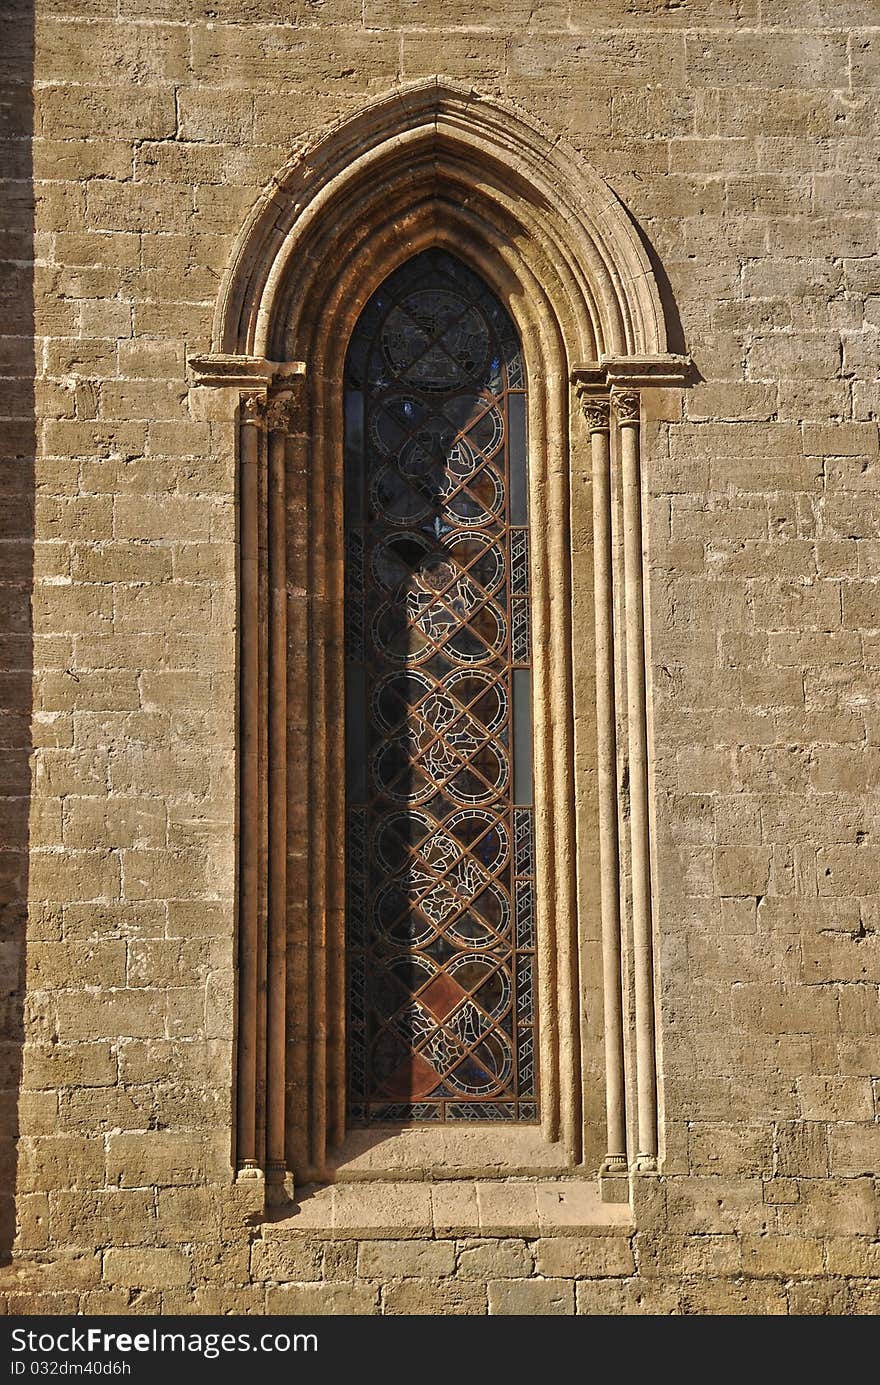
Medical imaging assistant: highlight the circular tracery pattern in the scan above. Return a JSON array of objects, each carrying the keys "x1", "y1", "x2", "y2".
[{"x1": 345, "y1": 249, "x2": 536, "y2": 1122}]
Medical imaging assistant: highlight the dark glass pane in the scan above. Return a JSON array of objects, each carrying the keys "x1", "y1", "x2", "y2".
[
  {"x1": 512, "y1": 668, "x2": 533, "y2": 806},
  {"x1": 344, "y1": 248, "x2": 537, "y2": 1123},
  {"x1": 508, "y1": 393, "x2": 527, "y2": 525},
  {"x1": 343, "y1": 391, "x2": 364, "y2": 522}
]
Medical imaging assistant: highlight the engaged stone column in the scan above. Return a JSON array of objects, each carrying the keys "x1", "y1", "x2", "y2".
[
  {"x1": 237, "y1": 391, "x2": 266, "y2": 1180},
  {"x1": 189, "y1": 355, "x2": 305, "y2": 1202},
  {"x1": 265, "y1": 393, "x2": 295, "y2": 1200},
  {"x1": 612, "y1": 385, "x2": 659, "y2": 1174},
  {"x1": 578, "y1": 387, "x2": 628, "y2": 1181}
]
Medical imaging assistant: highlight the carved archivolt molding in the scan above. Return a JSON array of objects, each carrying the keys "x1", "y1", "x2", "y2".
[
  {"x1": 191, "y1": 79, "x2": 690, "y2": 1198},
  {"x1": 210, "y1": 79, "x2": 670, "y2": 364}
]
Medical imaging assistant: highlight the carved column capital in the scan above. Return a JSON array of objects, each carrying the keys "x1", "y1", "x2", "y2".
[
  {"x1": 241, "y1": 392, "x2": 267, "y2": 426},
  {"x1": 578, "y1": 393, "x2": 611, "y2": 433},
  {"x1": 265, "y1": 392, "x2": 297, "y2": 433},
  {"x1": 611, "y1": 388, "x2": 640, "y2": 426}
]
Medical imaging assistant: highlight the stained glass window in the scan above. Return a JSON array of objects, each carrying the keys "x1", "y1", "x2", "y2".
[{"x1": 344, "y1": 249, "x2": 537, "y2": 1123}]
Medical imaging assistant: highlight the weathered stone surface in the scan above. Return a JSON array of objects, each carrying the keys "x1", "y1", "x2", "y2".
[
  {"x1": 103, "y1": 1247, "x2": 190, "y2": 1289},
  {"x1": 535, "y1": 1236, "x2": 635, "y2": 1279},
  {"x1": 489, "y1": 1277, "x2": 575, "y2": 1315},
  {"x1": 0, "y1": 0, "x2": 876, "y2": 1319},
  {"x1": 358, "y1": 1239, "x2": 456, "y2": 1280},
  {"x1": 382, "y1": 1277, "x2": 488, "y2": 1315},
  {"x1": 265, "y1": 1282, "x2": 379, "y2": 1315},
  {"x1": 455, "y1": 1238, "x2": 533, "y2": 1280}
]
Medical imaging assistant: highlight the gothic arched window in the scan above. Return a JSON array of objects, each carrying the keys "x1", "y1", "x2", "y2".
[
  {"x1": 343, "y1": 250, "x2": 538, "y2": 1124},
  {"x1": 196, "y1": 83, "x2": 685, "y2": 1190}
]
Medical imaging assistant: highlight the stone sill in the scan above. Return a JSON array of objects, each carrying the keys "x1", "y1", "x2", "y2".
[
  {"x1": 267, "y1": 1179, "x2": 634, "y2": 1241},
  {"x1": 324, "y1": 1126, "x2": 574, "y2": 1181}
]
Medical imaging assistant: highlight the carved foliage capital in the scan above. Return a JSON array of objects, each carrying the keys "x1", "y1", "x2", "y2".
[
  {"x1": 611, "y1": 389, "x2": 640, "y2": 425},
  {"x1": 265, "y1": 392, "x2": 297, "y2": 433},
  {"x1": 579, "y1": 396, "x2": 610, "y2": 433}
]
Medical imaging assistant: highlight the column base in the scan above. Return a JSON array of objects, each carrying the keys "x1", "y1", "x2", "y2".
[
  {"x1": 630, "y1": 1153, "x2": 658, "y2": 1175},
  {"x1": 266, "y1": 1164, "x2": 295, "y2": 1207},
  {"x1": 235, "y1": 1162, "x2": 264, "y2": 1183}
]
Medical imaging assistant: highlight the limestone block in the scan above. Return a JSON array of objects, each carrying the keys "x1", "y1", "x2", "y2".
[
  {"x1": 828, "y1": 1124, "x2": 880, "y2": 1177},
  {"x1": 79, "y1": 1288, "x2": 162, "y2": 1315},
  {"x1": 15, "y1": 1194, "x2": 50, "y2": 1252},
  {"x1": 825, "y1": 1237, "x2": 880, "y2": 1277},
  {"x1": 178, "y1": 91, "x2": 255, "y2": 144},
  {"x1": 775, "y1": 1122, "x2": 829, "y2": 1179},
  {"x1": 23, "y1": 1042, "x2": 116, "y2": 1090},
  {"x1": 265, "y1": 1282, "x2": 379, "y2": 1315},
  {"x1": 49, "y1": 1191, "x2": 155, "y2": 1249},
  {"x1": 104, "y1": 1247, "x2": 190, "y2": 1289},
  {"x1": 35, "y1": 86, "x2": 176, "y2": 141},
  {"x1": 576, "y1": 1277, "x2": 679, "y2": 1315},
  {"x1": 535, "y1": 1236, "x2": 635, "y2": 1278},
  {"x1": 17, "y1": 1137, "x2": 105, "y2": 1194},
  {"x1": 455, "y1": 1239, "x2": 533, "y2": 1280},
  {"x1": 3, "y1": 1292, "x2": 82, "y2": 1315},
  {"x1": 488, "y1": 1277, "x2": 575, "y2": 1315},
  {"x1": 476, "y1": 1182, "x2": 538, "y2": 1236},
  {"x1": 187, "y1": 1286, "x2": 267, "y2": 1315},
  {"x1": 680, "y1": 1279, "x2": 788, "y2": 1315},
  {"x1": 332, "y1": 1183, "x2": 433, "y2": 1238},
  {"x1": 687, "y1": 1123, "x2": 774, "y2": 1177},
  {"x1": 797, "y1": 1076, "x2": 875, "y2": 1122},
  {"x1": 740, "y1": 1235, "x2": 825, "y2": 1278},
  {"x1": 358, "y1": 1239, "x2": 456, "y2": 1280},
  {"x1": 0, "y1": 1249, "x2": 101, "y2": 1293},
  {"x1": 788, "y1": 1280, "x2": 851, "y2": 1315},
  {"x1": 780, "y1": 1178, "x2": 877, "y2": 1237},
  {"x1": 250, "y1": 1238, "x2": 325, "y2": 1283},
  {"x1": 431, "y1": 1181, "x2": 479, "y2": 1237},
  {"x1": 106, "y1": 1132, "x2": 229, "y2": 1189},
  {"x1": 663, "y1": 1177, "x2": 774, "y2": 1235}
]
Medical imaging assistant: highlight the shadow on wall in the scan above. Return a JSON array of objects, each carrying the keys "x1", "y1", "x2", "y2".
[
  {"x1": 626, "y1": 207, "x2": 689, "y2": 361},
  {"x1": 0, "y1": 0, "x2": 35, "y2": 1263}
]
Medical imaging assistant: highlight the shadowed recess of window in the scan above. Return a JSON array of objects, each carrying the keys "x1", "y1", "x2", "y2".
[{"x1": 343, "y1": 249, "x2": 538, "y2": 1124}]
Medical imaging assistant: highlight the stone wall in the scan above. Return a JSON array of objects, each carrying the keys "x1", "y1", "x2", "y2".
[{"x1": 0, "y1": 0, "x2": 878, "y2": 1314}]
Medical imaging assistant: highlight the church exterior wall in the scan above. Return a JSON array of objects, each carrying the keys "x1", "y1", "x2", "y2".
[{"x1": 0, "y1": 0, "x2": 878, "y2": 1314}]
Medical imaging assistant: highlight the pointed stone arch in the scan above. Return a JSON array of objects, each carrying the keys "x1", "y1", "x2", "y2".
[
  {"x1": 191, "y1": 79, "x2": 689, "y2": 1200},
  {"x1": 211, "y1": 78, "x2": 670, "y2": 366}
]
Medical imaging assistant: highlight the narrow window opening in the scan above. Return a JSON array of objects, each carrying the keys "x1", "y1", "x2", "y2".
[{"x1": 343, "y1": 249, "x2": 538, "y2": 1125}]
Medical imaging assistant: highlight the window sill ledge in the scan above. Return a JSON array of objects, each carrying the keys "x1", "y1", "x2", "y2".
[
  {"x1": 323, "y1": 1126, "x2": 576, "y2": 1182},
  {"x1": 266, "y1": 1178, "x2": 633, "y2": 1240}
]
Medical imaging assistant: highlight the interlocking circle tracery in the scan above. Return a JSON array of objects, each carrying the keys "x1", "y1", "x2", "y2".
[{"x1": 345, "y1": 249, "x2": 537, "y2": 1122}]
